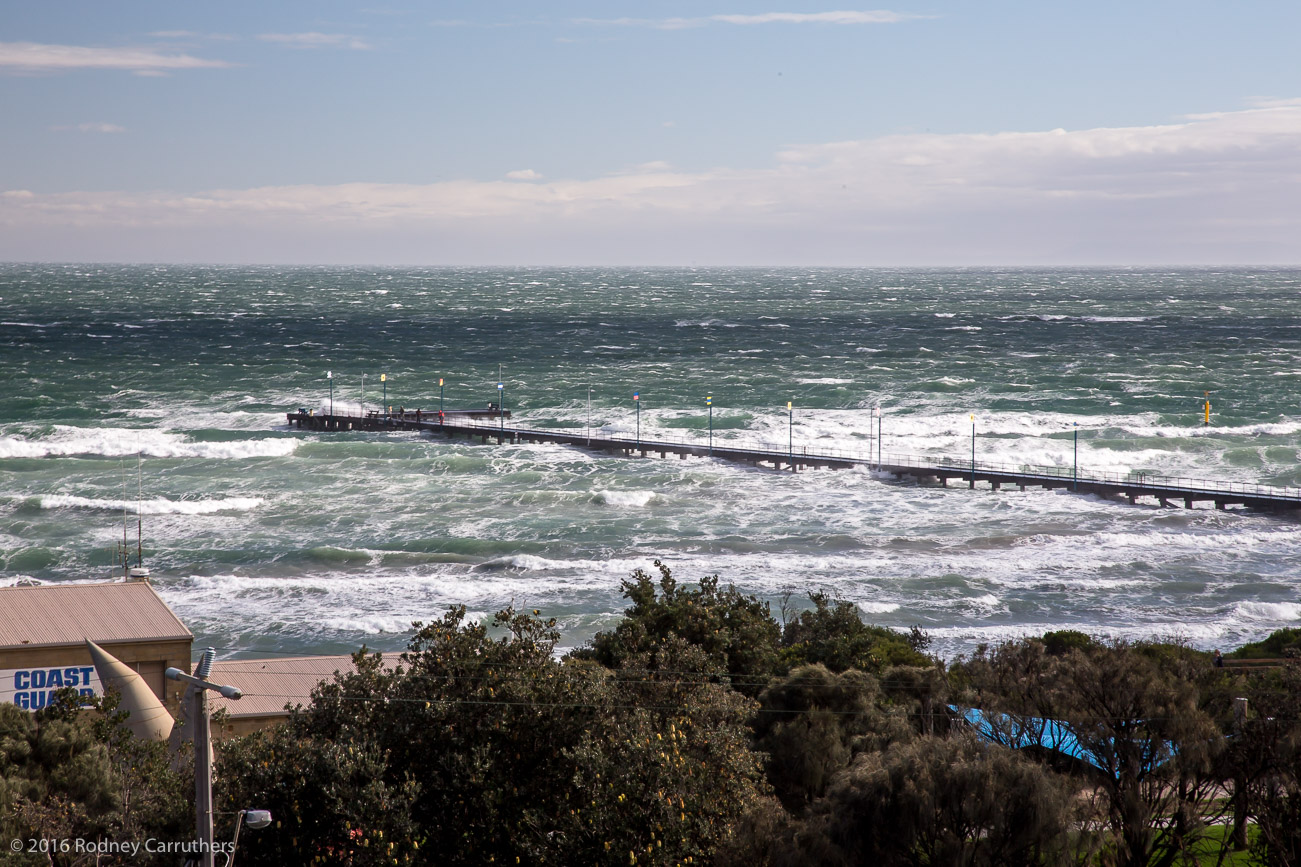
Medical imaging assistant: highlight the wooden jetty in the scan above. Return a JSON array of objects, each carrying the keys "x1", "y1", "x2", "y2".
[{"x1": 286, "y1": 410, "x2": 1301, "y2": 513}]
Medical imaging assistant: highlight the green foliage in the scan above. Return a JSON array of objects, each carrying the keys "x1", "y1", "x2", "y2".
[
  {"x1": 780, "y1": 592, "x2": 930, "y2": 674},
  {"x1": 1041, "y1": 629, "x2": 1096, "y2": 656},
  {"x1": 576, "y1": 560, "x2": 782, "y2": 695},
  {"x1": 785, "y1": 735, "x2": 1075, "y2": 867},
  {"x1": 955, "y1": 640, "x2": 1223, "y2": 867},
  {"x1": 1229, "y1": 627, "x2": 1301, "y2": 659},
  {"x1": 0, "y1": 689, "x2": 190, "y2": 867},
  {"x1": 219, "y1": 604, "x2": 769, "y2": 866},
  {"x1": 753, "y1": 665, "x2": 912, "y2": 811}
]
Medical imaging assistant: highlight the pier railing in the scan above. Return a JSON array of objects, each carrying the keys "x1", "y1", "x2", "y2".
[{"x1": 423, "y1": 416, "x2": 1301, "y2": 503}]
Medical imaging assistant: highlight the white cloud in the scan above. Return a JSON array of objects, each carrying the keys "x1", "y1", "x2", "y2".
[
  {"x1": 505, "y1": 169, "x2": 542, "y2": 180},
  {"x1": 51, "y1": 122, "x2": 127, "y2": 133},
  {"x1": 4, "y1": 104, "x2": 1301, "y2": 265},
  {"x1": 575, "y1": 9, "x2": 921, "y2": 29},
  {"x1": 257, "y1": 32, "x2": 374, "y2": 50},
  {"x1": 0, "y1": 41, "x2": 232, "y2": 73}
]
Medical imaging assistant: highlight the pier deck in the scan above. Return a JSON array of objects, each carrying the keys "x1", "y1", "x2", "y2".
[{"x1": 286, "y1": 410, "x2": 1301, "y2": 513}]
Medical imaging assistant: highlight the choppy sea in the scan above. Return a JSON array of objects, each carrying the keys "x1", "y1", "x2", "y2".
[{"x1": 2, "y1": 265, "x2": 1299, "y2": 659}]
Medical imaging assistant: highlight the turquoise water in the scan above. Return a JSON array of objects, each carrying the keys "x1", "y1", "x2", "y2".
[{"x1": 2, "y1": 264, "x2": 1299, "y2": 658}]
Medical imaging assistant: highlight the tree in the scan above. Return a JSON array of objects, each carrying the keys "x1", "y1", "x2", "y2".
[
  {"x1": 0, "y1": 690, "x2": 190, "y2": 867},
  {"x1": 957, "y1": 639, "x2": 1222, "y2": 867},
  {"x1": 786, "y1": 735, "x2": 1075, "y2": 867},
  {"x1": 576, "y1": 561, "x2": 782, "y2": 695},
  {"x1": 752, "y1": 665, "x2": 911, "y2": 811},
  {"x1": 780, "y1": 592, "x2": 930, "y2": 675},
  {"x1": 219, "y1": 605, "x2": 770, "y2": 866}
]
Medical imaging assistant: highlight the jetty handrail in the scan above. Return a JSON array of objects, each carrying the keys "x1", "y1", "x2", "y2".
[
  {"x1": 292, "y1": 410, "x2": 1301, "y2": 502},
  {"x1": 435, "y1": 418, "x2": 1301, "y2": 501}
]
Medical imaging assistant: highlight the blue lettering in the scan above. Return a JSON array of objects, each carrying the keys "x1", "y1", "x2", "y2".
[
  {"x1": 15, "y1": 692, "x2": 31, "y2": 710},
  {"x1": 47, "y1": 669, "x2": 64, "y2": 688},
  {"x1": 29, "y1": 671, "x2": 46, "y2": 689},
  {"x1": 31, "y1": 691, "x2": 47, "y2": 709},
  {"x1": 63, "y1": 667, "x2": 79, "y2": 686},
  {"x1": 80, "y1": 667, "x2": 94, "y2": 686},
  {"x1": 78, "y1": 688, "x2": 94, "y2": 698},
  {"x1": 14, "y1": 671, "x2": 29, "y2": 690}
]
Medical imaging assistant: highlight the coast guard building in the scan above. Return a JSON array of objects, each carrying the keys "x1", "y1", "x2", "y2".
[{"x1": 0, "y1": 580, "x2": 193, "y2": 712}]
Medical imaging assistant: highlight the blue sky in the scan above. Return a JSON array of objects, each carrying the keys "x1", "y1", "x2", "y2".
[{"x1": 3, "y1": 2, "x2": 1301, "y2": 265}]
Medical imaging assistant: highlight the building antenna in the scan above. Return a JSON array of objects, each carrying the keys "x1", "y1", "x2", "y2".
[{"x1": 136, "y1": 452, "x2": 144, "y2": 567}]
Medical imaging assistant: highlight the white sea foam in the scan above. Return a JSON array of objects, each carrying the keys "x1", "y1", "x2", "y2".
[
  {"x1": 595, "y1": 490, "x2": 657, "y2": 507},
  {"x1": 0, "y1": 426, "x2": 298, "y2": 460},
  {"x1": 857, "y1": 601, "x2": 901, "y2": 615},
  {"x1": 39, "y1": 494, "x2": 264, "y2": 515},
  {"x1": 1232, "y1": 601, "x2": 1301, "y2": 622}
]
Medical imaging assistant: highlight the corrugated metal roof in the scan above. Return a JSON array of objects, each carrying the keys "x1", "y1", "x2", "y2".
[
  {"x1": 0, "y1": 582, "x2": 192, "y2": 648},
  {"x1": 207, "y1": 655, "x2": 373, "y2": 719}
]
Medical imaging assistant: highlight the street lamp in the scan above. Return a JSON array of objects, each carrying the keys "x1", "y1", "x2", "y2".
[
  {"x1": 587, "y1": 386, "x2": 593, "y2": 445},
  {"x1": 381, "y1": 373, "x2": 387, "y2": 419},
  {"x1": 439, "y1": 378, "x2": 444, "y2": 422},
  {"x1": 327, "y1": 371, "x2": 333, "y2": 417},
  {"x1": 633, "y1": 392, "x2": 640, "y2": 445},
  {"x1": 361, "y1": 374, "x2": 366, "y2": 416},
  {"x1": 166, "y1": 649, "x2": 245, "y2": 867},
  {"x1": 498, "y1": 381, "x2": 504, "y2": 434},
  {"x1": 225, "y1": 809, "x2": 272, "y2": 867},
  {"x1": 706, "y1": 394, "x2": 713, "y2": 456}
]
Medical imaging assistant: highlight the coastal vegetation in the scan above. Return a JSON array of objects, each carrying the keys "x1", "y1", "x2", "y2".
[{"x1": 4, "y1": 563, "x2": 1301, "y2": 865}]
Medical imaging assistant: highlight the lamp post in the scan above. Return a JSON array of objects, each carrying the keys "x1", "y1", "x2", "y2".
[
  {"x1": 787, "y1": 401, "x2": 793, "y2": 468},
  {"x1": 361, "y1": 374, "x2": 366, "y2": 416},
  {"x1": 1073, "y1": 421, "x2": 1079, "y2": 491},
  {"x1": 227, "y1": 809, "x2": 272, "y2": 867},
  {"x1": 166, "y1": 649, "x2": 245, "y2": 867},
  {"x1": 706, "y1": 394, "x2": 713, "y2": 456},
  {"x1": 875, "y1": 405, "x2": 882, "y2": 471},
  {"x1": 327, "y1": 371, "x2": 333, "y2": 417},
  {"x1": 498, "y1": 381, "x2": 504, "y2": 435},
  {"x1": 633, "y1": 392, "x2": 640, "y2": 445},
  {"x1": 439, "y1": 378, "x2": 444, "y2": 422},
  {"x1": 587, "y1": 386, "x2": 593, "y2": 445},
  {"x1": 970, "y1": 414, "x2": 976, "y2": 489},
  {"x1": 381, "y1": 373, "x2": 387, "y2": 418}
]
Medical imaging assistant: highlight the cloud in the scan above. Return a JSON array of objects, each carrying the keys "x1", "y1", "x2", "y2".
[
  {"x1": 575, "y1": 9, "x2": 921, "y2": 29},
  {"x1": 505, "y1": 169, "x2": 542, "y2": 180},
  {"x1": 51, "y1": 122, "x2": 126, "y2": 133},
  {"x1": 0, "y1": 41, "x2": 233, "y2": 74},
  {"x1": 257, "y1": 32, "x2": 374, "y2": 50},
  {"x1": 4, "y1": 103, "x2": 1301, "y2": 265}
]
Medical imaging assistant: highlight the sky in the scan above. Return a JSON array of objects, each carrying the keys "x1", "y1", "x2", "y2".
[{"x1": 2, "y1": 1, "x2": 1300, "y2": 266}]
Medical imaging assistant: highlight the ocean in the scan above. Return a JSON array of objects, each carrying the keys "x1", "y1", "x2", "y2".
[{"x1": 2, "y1": 264, "x2": 1299, "y2": 660}]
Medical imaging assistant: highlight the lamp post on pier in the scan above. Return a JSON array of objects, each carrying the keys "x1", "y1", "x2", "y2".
[
  {"x1": 1073, "y1": 421, "x2": 1079, "y2": 491},
  {"x1": 875, "y1": 405, "x2": 882, "y2": 471},
  {"x1": 327, "y1": 371, "x2": 333, "y2": 417},
  {"x1": 787, "y1": 401, "x2": 793, "y2": 468},
  {"x1": 498, "y1": 381, "x2": 504, "y2": 435},
  {"x1": 970, "y1": 414, "x2": 976, "y2": 489},
  {"x1": 587, "y1": 386, "x2": 593, "y2": 445},
  {"x1": 707, "y1": 394, "x2": 713, "y2": 456},
  {"x1": 633, "y1": 392, "x2": 640, "y2": 446},
  {"x1": 381, "y1": 373, "x2": 387, "y2": 419},
  {"x1": 361, "y1": 374, "x2": 366, "y2": 416},
  {"x1": 439, "y1": 378, "x2": 444, "y2": 422}
]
